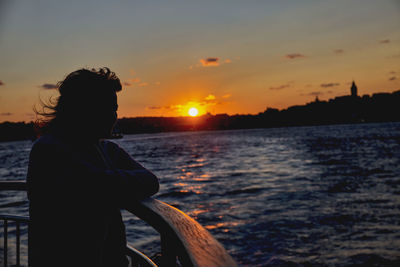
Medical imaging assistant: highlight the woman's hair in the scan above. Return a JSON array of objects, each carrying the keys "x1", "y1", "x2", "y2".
[{"x1": 34, "y1": 67, "x2": 122, "y2": 136}]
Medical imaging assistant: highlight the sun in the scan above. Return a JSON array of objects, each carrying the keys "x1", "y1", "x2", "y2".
[{"x1": 188, "y1": 107, "x2": 199, "y2": 117}]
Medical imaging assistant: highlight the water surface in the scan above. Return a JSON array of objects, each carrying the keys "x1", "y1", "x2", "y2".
[{"x1": 1, "y1": 123, "x2": 400, "y2": 266}]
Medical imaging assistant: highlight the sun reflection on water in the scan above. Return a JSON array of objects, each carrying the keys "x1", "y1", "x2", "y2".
[
  {"x1": 173, "y1": 182, "x2": 204, "y2": 194},
  {"x1": 204, "y1": 221, "x2": 243, "y2": 232},
  {"x1": 188, "y1": 208, "x2": 211, "y2": 219}
]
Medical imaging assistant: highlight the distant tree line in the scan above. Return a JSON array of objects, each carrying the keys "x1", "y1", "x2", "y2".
[
  {"x1": 259, "y1": 90, "x2": 400, "y2": 127},
  {"x1": 118, "y1": 90, "x2": 400, "y2": 134},
  {"x1": 0, "y1": 121, "x2": 35, "y2": 142},
  {"x1": 1, "y1": 90, "x2": 399, "y2": 142}
]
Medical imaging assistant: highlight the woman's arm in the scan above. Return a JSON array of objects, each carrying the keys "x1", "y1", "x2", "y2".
[
  {"x1": 27, "y1": 139, "x2": 159, "y2": 207},
  {"x1": 100, "y1": 141, "x2": 160, "y2": 200}
]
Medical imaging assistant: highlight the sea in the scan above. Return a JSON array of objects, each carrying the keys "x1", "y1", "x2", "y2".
[{"x1": 1, "y1": 122, "x2": 400, "y2": 266}]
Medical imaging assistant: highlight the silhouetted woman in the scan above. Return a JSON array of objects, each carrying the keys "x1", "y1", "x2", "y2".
[{"x1": 27, "y1": 68, "x2": 159, "y2": 267}]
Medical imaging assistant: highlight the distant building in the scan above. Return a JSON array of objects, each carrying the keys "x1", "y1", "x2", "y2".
[{"x1": 351, "y1": 81, "x2": 358, "y2": 97}]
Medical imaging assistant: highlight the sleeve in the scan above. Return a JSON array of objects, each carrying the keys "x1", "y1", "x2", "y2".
[
  {"x1": 101, "y1": 140, "x2": 149, "y2": 170},
  {"x1": 101, "y1": 140, "x2": 160, "y2": 202},
  {"x1": 27, "y1": 140, "x2": 159, "y2": 208}
]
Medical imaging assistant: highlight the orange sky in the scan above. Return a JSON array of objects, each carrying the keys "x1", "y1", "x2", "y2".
[{"x1": 0, "y1": 1, "x2": 399, "y2": 122}]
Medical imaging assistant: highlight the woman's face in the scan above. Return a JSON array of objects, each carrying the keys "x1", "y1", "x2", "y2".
[{"x1": 86, "y1": 90, "x2": 118, "y2": 139}]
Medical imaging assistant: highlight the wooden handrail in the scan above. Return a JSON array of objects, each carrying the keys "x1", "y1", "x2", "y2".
[
  {"x1": 0, "y1": 181, "x2": 238, "y2": 267},
  {"x1": 126, "y1": 199, "x2": 238, "y2": 267}
]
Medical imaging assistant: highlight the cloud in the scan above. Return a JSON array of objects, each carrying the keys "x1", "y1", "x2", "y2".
[
  {"x1": 129, "y1": 77, "x2": 141, "y2": 83},
  {"x1": 146, "y1": 93, "x2": 230, "y2": 114},
  {"x1": 123, "y1": 69, "x2": 143, "y2": 87},
  {"x1": 308, "y1": 92, "x2": 323, "y2": 96},
  {"x1": 285, "y1": 53, "x2": 306, "y2": 59},
  {"x1": 40, "y1": 83, "x2": 58, "y2": 89},
  {"x1": 334, "y1": 49, "x2": 344, "y2": 54},
  {"x1": 300, "y1": 91, "x2": 324, "y2": 97},
  {"x1": 1, "y1": 112, "x2": 12, "y2": 116},
  {"x1": 380, "y1": 39, "x2": 390, "y2": 44},
  {"x1": 203, "y1": 94, "x2": 219, "y2": 107},
  {"x1": 270, "y1": 84, "x2": 290, "y2": 90},
  {"x1": 200, "y1": 57, "x2": 220, "y2": 67},
  {"x1": 190, "y1": 57, "x2": 233, "y2": 69},
  {"x1": 138, "y1": 82, "x2": 149, "y2": 87},
  {"x1": 205, "y1": 94, "x2": 216, "y2": 101},
  {"x1": 123, "y1": 77, "x2": 141, "y2": 87},
  {"x1": 320, "y1": 83, "x2": 340, "y2": 88},
  {"x1": 165, "y1": 104, "x2": 183, "y2": 110},
  {"x1": 146, "y1": 105, "x2": 182, "y2": 111},
  {"x1": 389, "y1": 76, "x2": 397, "y2": 81},
  {"x1": 0, "y1": 80, "x2": 4, "y2": 86}
]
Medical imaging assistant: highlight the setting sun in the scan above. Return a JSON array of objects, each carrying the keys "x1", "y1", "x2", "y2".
[{"x1": 188, "y1": 107, "x2": 199, "y2": 117}]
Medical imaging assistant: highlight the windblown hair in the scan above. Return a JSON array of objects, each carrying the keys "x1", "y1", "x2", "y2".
[{"x1": 34, "y1": 67, "x2": 122, "y2": 136}]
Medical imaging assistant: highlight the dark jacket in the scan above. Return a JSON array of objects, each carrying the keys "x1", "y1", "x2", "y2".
[{"x1": 26, "y1": 133, "x2": 159, "y2": 267}]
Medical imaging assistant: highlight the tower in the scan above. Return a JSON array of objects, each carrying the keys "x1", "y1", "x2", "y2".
[{"x1": 351, "y1": 81, "x2": 358, "y2": 97}]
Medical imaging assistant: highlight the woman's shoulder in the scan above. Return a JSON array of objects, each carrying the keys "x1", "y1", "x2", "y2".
[
  {"x1": 30, "y1": 134, "x2": 70, "y2": 155},
  {"x1": 33, "y1": 134, "x2": 62, "y2": 146},
  {"x1": 99, "y1": 140, "x2": 136, "y2": 167},
  {"x1": 99, "y1": 140, "x2": 124, "y2": 156}
]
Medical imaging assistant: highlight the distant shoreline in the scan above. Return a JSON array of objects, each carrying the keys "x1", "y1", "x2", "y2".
[
  {"x1": 1, "y1": 119, "x2": 399, "y2": 143},
  {"x1": 1, "y1": 89, "x2": 399, "y2": 142}
]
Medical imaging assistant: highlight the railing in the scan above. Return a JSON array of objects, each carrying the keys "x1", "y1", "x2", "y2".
[
  {"x1": 0, "y1": 181, "x2": 237, "y2": 267},
  {"x1": 126, "y1": 245, "x2": 157, "y2": 267},
  {"x1": 0, "y1": 215, "x2": 29, "y2": 267},
  {"x1": 0, "y1": 181, "x2": 28, "y2": 267}
]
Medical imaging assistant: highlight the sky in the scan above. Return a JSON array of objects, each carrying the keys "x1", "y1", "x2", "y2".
[{"x1": 0, "y1": 0, "x2": 399, "y2": 122}]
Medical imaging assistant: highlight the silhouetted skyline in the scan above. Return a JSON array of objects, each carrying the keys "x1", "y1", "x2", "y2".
[{"x1": 1, "y1": 83, "x2": 399, "y2": 142}]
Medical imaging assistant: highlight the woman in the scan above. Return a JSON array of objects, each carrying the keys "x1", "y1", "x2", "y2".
[{"x1": 27, "y1": 68, "x2": 159, "y2": 266}]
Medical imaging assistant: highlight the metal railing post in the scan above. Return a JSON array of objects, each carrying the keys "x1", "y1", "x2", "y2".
[
  {"x1": 3, "y1": 219, "x2": 8, "y2": 267},
  {"x1": 16, "y1": 221, "x2": 21, "y2": 267}
]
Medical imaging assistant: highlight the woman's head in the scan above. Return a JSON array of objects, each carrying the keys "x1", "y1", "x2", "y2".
[{"x1": 36, "y1": 67, "x2": 122, "y2": 140}]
